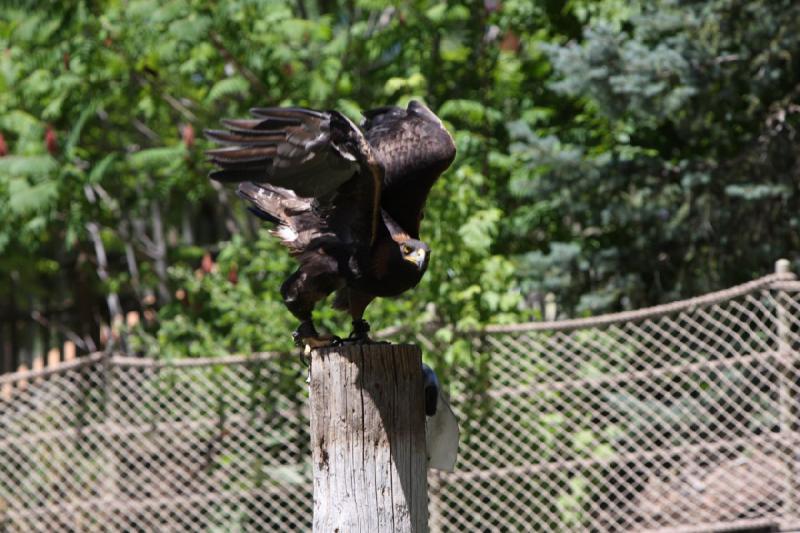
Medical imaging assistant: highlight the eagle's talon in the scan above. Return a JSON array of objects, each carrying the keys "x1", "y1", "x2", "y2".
[
  {"x1": 301, "y1": 335, "x2": 342, "y2": 350},
  {"x1": 345, "y1": 319, "x2": 391, "y2": 344},
  {"x1": 344, "y1": 319, "x2": 373, "y2": 343},
  {"x1": 351, "y1": 318, "x2": 371, "y2": 334},
  {"x1": 299, "y1": 345, "x2": 310, "y2": 367},
  {"x1": 293, "y1": 321, "x2": 340, "y2": 353},
  {"x1": 293, "y1": 321, "x2": 318, "y2": 347},
  {"x1": 293, "y1": 331, "x2": 304, "y2": 348}
]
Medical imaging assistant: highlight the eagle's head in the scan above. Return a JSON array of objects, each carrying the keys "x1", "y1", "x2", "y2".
[{"x1": 399, "y1": 239, "x2": 430, "y2": 272}]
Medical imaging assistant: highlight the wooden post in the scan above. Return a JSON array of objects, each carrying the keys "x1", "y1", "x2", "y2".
[
  {"x1": 47, "y1": 348, "x2": 60, "y2": 368},
  {"x1": 32, "y1": 354, "x2": 43, "y2": 384},
  {"x1": 63, "y1": 340, "x2": 76, "y2": 363},
  {"x1": 309, "y1": 343, "x2": 429, "y2": 532},
  {"x1": 1, "y1": 381, "x2": 10, "y2": 401},
  {"x1": 16, "y1": 363, "x2": 28, "y2": 392}
]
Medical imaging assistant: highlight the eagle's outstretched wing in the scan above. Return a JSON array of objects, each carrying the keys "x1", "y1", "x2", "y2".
[
  {"x1": 363, "y1": 100, "x2": 456, "y2": 238},
  {"x1": 207, "y1": 108, "x2": 383, "y2": 247}
]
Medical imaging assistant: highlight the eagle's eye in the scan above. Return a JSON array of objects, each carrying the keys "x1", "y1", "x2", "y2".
[{"x1": 402, "y1": 245, "x2": 412, "y2": 255}]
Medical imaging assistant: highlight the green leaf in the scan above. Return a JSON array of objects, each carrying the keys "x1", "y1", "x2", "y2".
[
  {"x1": 425, "y1": 3, "x2": 447, "y2": 23},
  {"x1": 7, "y1": 177, "x2": 58, "y2": 215},
  {"x1": 0, "y1": 156, "x2": 57, "y2": 178},
  {"x1": 440, "y1": 36, "x2": 470, "y2": 63},
  {"x1": 89, "y1": 154, "x2": 116, "y2": 183},
  {"x1": 384, "y1": 73, "x2": 427, "y2": 95},
  {"x1": 439, "y1": 99, "x2": 500, "y2": 127},
  {"x1": 458, "y1": 208, "x2": 502, "y2": 254},
  {"x1": 128, "y1": 146, "x2": 186, "y2": 170},
  {"x1": 206, "y1": 76, "x2": 249, "y2": 103},
  {"x1": 65, "y1": 105, "x2": 96, "y2": 157},
  {"x1": 724, "y1": 184, "x2": 790, "y2": 201}
]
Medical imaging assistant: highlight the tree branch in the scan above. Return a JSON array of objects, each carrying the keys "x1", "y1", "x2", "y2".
[
  {"x1": 209, "y1": 32, "x2": 268, "y2": 94},
  {"x1": 30, "y1": 311, "x2": 97, "y2": 353},
  {"x1": 149, "y1": 200, "x2": 172, "y2": 304}
]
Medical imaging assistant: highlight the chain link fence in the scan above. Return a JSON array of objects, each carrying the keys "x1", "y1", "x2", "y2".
[{"x1": 2, "y1": 270, "x2": 800, "y2": 531}]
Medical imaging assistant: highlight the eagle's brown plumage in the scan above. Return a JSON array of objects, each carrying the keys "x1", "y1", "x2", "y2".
[{"x1": 207, "y1": 100, "x2": 456, "y2": 346}]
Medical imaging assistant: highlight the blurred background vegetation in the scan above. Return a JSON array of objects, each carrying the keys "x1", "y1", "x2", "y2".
[{"x1": 1, "y1": 0, "x2": 799, "y2": 371}]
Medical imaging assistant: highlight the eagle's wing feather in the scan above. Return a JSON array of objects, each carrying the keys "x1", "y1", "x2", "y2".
[
  {"x1": 207, "y1": 108, "x2": 383, "y2": 248},
  {"x1": 363, "y1": 101, "x2": 456, "y2": 237},
  {"x1": 209, "y1": 108, "x2": 366, "y2": 197}
]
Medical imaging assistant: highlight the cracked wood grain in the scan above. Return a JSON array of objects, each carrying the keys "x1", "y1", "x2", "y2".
[{"x1": 310, "y1": 344, "x2": 428, "y2": 532}]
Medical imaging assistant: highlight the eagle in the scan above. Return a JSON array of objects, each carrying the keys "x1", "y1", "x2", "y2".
[{"x1": 206, "y1": 100, "x2": 456, "y2": 347}]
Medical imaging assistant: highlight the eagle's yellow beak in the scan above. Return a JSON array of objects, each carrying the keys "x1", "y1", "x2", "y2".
[{"x1": 404, "y1": 248, "x2": 427, "y2": 268}]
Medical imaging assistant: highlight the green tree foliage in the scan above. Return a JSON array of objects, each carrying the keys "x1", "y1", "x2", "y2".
[
  {"x1": 1, "y1": 0, "x2": 799, "y2": 368},
  {"x1": 509, "y1": 0, "x2": 800, "y2": 313}
]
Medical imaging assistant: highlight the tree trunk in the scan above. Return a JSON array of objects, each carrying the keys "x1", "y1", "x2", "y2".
[{"x1": 309, "y1": 343, "x2": 429, "y2": 532}]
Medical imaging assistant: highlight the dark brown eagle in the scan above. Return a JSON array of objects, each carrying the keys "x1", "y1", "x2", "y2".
[{"x1": 206, "y1": 100, "x2": 456, "y2": 347}]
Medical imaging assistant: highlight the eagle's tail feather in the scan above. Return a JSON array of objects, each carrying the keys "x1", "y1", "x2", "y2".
[
  {"x1": 237, "y1": 182, "x2": 314, "y2": 250},
  {"x1": 246, "y1": 206, "x2": 280, "y2": 224},
  {"x1": 237, "y1": 182, "x2": 288, "y2": 222}
]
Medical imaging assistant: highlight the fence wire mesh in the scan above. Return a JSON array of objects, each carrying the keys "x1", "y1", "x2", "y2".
[{"x1": 2, "y1": 272, "x2": 800, "y2": 532}]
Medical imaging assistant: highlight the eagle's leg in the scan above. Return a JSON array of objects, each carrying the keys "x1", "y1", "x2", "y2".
[
  {"x1": 344, "y1": 291, "x2": 388, "y2": 344},
  {"x1": 282, "y1": 270, "x2": 341, "y2": 351},
  {"x1": 348, "y1": 318, "x2": 371, "y2": 342},
  {"x1": 292, "y1": 321, "x2": 326, "y2": 347}
]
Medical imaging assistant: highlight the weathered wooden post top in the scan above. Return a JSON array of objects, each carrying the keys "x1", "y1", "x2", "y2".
[{"x1": 309, "y1": 343, "x2": 429, "y2": 532}]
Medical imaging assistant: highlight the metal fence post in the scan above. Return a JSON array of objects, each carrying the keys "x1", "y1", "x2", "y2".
[
  {"x1": 775, "y1": 258, "x2": 797, "y2": 523},
  {"x1": 102, "y1": 353, "x2": 119, "y2": 528}
]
